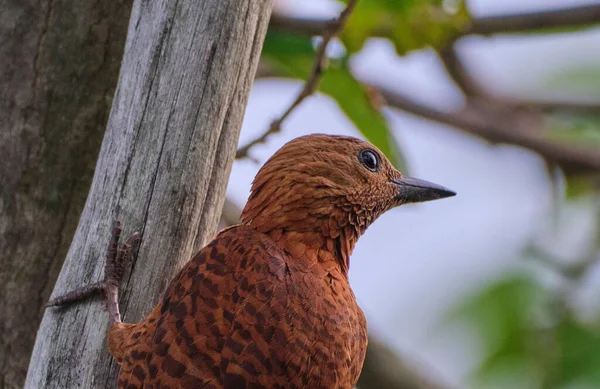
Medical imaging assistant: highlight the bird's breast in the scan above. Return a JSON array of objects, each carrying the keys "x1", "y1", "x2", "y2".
[{"x1": 278, "y1": 266, "x2": 368, "y2": 388}]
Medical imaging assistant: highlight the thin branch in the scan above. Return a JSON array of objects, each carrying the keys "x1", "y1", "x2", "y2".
[
  {"x1": 358, "y1": 338, "x2": 450, "y2": 389},
  {"x1": 436, "y1": 4, "x2": 600, "y2": 109},
  {"x1": 468, "y1": 4, "x2": 600, "y2": 36},
  {"x1": 438, "y1": 35, "x2": 600, "y2": 115},
  {"x1": 269, "y1": 4, "x2": 600, "y2": 38},
  {"x1": 379, "y1": 87, "x2": 600, "y2": 175},
  {"x1": 236, "y1": 0, "x2": 358, "y2": 160},
  {"x1": 254, "y1": 60, "x2": 600, "y2": 174},
  {"x1": 438, "y1": 39, "x2": 487, "y2": 98},
  {"x1": 268, "y1": 5, "x2": 600, "y2": 115},
  {"x1": 269, "y1": 13, "x2": 328, "y2": 36},
  {"x1": 508, "y1": 99, "x2": 600, "y2": 116}
]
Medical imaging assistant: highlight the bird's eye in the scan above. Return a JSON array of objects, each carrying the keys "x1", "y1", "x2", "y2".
[{"x1": 358, "y1": 149, "x2": 380, "y2": 172}]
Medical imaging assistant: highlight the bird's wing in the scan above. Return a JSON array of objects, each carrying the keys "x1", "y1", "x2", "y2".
[
  {"x1": 113, "y1": 224, "x2": 315, "y2": 389},
  {"x1": 217, "y1": 240, "x2": 353, "y2": 389}
]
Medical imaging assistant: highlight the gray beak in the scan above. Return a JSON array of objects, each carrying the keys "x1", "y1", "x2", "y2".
[{"x1": 392, "y1": 177, "x2": 456, "y2": 204}]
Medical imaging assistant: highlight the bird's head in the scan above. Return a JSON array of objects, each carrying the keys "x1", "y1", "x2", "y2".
[{"x1": 240, "y1": 134, "x2": 455, "y2": 267}]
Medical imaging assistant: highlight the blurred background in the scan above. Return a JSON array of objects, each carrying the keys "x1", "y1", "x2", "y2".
[
  {"x1": 2, "y1": 0, "x2": 599, "y2": 388},
  {"x1": 230, "y1": 0, "x2": 600, "y2": 388}
]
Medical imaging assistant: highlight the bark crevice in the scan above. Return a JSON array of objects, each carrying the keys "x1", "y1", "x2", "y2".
[{"x1": 24, "y1": 1, "x2": 274, "y2": 387}]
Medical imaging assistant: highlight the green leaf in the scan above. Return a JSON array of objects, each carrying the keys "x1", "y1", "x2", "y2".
[
  {"x1": 557, "y1": 320, "x2": 600, "y2": 387},
  {"x1": 445, "y1": 274, "x2": 544, "y2": 350},
  {"x1": 261, "y1": 31, "x2": 315, "y2": 78},
  {"x1": 443, "y1": 274, "x2": 548, "y2": 386},
  {"x1": 471, "y1": 353, "x2": 541, "y2": 389},
  {"x1": 261, "y1": 30, "x2": 409, "y2": 173},
  {"x1": 545, "y1": 114, "x2": 600, "y2": 149},
  {"x1": 564, "y1": 175, "x2": 598, "y2": 199},
  {"x1": 319, "y1": 62, "x2": 409, "y2": 173},
  {"x1": 338, "y1": 0, "x2": 469, "y2": 55},
  {"x1": 545, "y1": 67, "x2": 600, "y2": 99},
  {"x1": 443, "y1": 273, "x2": 600, "y2": 388}
]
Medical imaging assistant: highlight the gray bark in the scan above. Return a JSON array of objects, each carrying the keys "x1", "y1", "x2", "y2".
[
  {"x1": 0, "y1": 1, "x2": 132, "y2": 388},
  {"x1": 25, "y1": 0, "x2": 274, "y2": 387}
]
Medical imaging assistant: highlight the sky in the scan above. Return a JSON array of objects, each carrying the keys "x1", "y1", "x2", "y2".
[{"x1": 228, "y1": 0, "x2": 600, "y2": 385}]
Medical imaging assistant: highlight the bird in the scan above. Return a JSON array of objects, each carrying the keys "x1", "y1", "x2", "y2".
[{"x1": 47, "y1": 134, "x2": 455, "y2": 389}]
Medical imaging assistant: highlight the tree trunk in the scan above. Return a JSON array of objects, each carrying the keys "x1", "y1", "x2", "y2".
[
  {"x1": 0, "y1": 1, "x2": 133, "y2": 388},
  {"x1": 25, "y1": 0, "x2": 274, "y2": 387}
]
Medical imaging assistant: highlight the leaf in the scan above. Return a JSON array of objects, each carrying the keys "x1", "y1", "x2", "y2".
[
  {"x1": 564, "y1": 175, "x2": 598, "y2": 199},
  {"x1": 557, "y1": 320, "x2": 600, "y2": 387},
  {"x1": 443, "y1": 273, "x2": 548, "y2": 387},
  {"x1": 338, "y1": 0, "x2": 470, "y2": 55},
  {"x1": 261, "y1": 31, "x2": 315, "y2": 78},
  {"x1": 261, "y1": 30, "x2": 409, "y2": 172},
  {"x1": 545, "y1": 114, "x2": 600, "y2": 148},
  {"x1": 471, "y1": 353, "x2": 541, "y2": 389},
  {"x1": 545, "y1": 67, "x2": 600, "y2": 99},
  {"x1": 445, "y1": 274, "x2": 544, "y2": 349},
  {"x1": 319, "y1": 61, "x2": 409, "y2": 173}
]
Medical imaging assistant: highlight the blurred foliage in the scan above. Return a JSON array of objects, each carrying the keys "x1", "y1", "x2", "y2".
[
  {"x1": 564, "y1": 174, "x2": 600, "y2": 199},
  {"x1": 444, "y1": 270, "x2": 600, "y2": 389},
  {"x1": 260, "y1": 0, "x2": 471, "y2": 172},
  {"x1": 441, "y1": 174, "x2": 600, "y2": 388},
  {"x1": 558, "y1": 319, "x2": 600, "y2": 388},
  {"x1": 338, "y1": 0, "x2": 469, "y2": 54},
  {"x1": 442, "y1": 186, "x2": 600, "y2": 389},
  {"x1": 547, "y1": 67, "x2": 600, "y2": 98},
  {"x1": 546, "y1": 115, "x2": 600, "y2": 148},
  {"x1": 442, "y1": 180, "x2": 600, "y2": 388},
  {"x1": 444, "y1": 274, "x2": 548, "y2": 389},
  {"x1": 261, "y1": 30, "x2": 408, "y2": 172},
  {"x1": 263, "y1": 1, "x2": 600, "y2": 178},
  {"x1": 261, "y1": 1, "x2": 600, "y2": 389}
]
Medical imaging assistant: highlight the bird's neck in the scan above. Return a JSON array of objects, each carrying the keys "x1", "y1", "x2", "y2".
[
  {"x1": 241, "y1": 194, "x2": 368, "y2": 276},
  {"x1": 265, "y1": 228, "x2": 359, "y2": 277}
]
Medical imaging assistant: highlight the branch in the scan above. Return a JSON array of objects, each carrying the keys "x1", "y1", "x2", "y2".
[
  {"x1": 438, "y1": 40, "x2": 486, "y2": 98},
  {"x1": 468, "y1": 4, "x2": 600, "y2": 36},
  {"x1": 268, "y1": 5, "x2": 600, "y2": 114},
  {"x1": 236, "y1": 0, "x2": 358, "y2": 160},
  {"x1": 218, "y1": 198, "x2": 452, "y2": 389},
  {"x1": 253, "y1": 59, "x2": 600, "y2": 175},
  {"x1": 358, "y1": 338, "x2": 450, "y2": 389},
  {"x1": 507, "y1": 99, "x2": 600, "y2": 116},
  {"x1": 269, "y1": 4, "x2": 600, "y2": 38},
  {"x1": 438, "y1": 5, "x2": 600, "y2": 107},
  {"x1": 379, "y1": 87, "x2": 600, "y2": 174},
  {"x1": 438, "y1": 38, "x2": 600, "y2": 117},
  {"x1": 439, "y1": 46, "x2": 600, "y2": 116},
  {"x1": 269, "y1": 12, "x2": 327, "y2": 36}
]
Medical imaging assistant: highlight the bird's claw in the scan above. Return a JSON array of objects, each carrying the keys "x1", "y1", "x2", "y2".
[{"x1": 45, "y1": 220, "x2": 140, "y2": 319}]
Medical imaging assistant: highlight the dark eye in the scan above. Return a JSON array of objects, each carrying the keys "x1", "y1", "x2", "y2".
[{"x1": 358, "y1": 149, "x2": 380, "y2": 172}]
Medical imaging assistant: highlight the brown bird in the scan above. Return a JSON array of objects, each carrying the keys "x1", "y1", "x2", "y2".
[{"x1": 47, "y1": 134, "x2": 455, "y2": 388}]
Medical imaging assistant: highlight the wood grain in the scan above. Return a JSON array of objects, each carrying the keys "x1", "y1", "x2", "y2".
[
  {"x1": 0, "y1": 1, "x2": 133, "y2": 387},
  {"x1": 25, "y1": 0, "x2": 274, "y2": 387}
]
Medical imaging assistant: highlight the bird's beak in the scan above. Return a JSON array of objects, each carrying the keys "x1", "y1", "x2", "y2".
[{"x1": 392, "y1": 177, "x2": 456, "y2": 204}]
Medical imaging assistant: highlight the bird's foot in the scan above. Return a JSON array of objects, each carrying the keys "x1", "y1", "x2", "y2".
[{"x1": 46, "y1": 220, "x2": 140, "y2": 325}]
